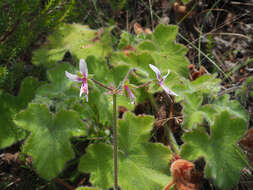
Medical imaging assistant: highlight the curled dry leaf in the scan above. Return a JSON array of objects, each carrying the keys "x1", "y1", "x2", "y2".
[
  {"x1": 144, "y1": 28, "x2": 152, "y2": 35},
  {"x1": 134, "y1": 23, "x2": 152, "y2": 35},
  {"x1": 123, "y1": 45, "x2": 135, "y2": 56},
  {"x1": 188, "y1": 64, "x2": 207, "y2": 81},
  {"x1": 173, "y1": 2, "x2": 195, "y2": 22},
  {"x1": 134, "y1": 23, "x2": 144, "y2": 35},
  {"x1": 91, "y1": 27, "x2": 104, "y2": 42},
  {"x1": 239, "y1": 128, "x2": 253, "y2": 167},
  {"x1": 239, "y1": 128, "x2": 253, "y2": 151},
  {"x1": 164, "y1": 159, "x2": 197, "y2": 190}
]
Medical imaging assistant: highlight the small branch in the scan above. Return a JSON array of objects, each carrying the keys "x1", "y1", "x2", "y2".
[
  {"x1": 91, "y1": 78, "x2": 113, "y2": 91},
  {"x1": 134, "y1": 80, "x2": 153, "y2": 88},
  {"x1": 116, "y1": 68, "x2": 136, "y2": 90},
  {"x1": 55, "y1": 178, "x2": 75, "y2": 190},
  {"x1": 149, "y1": 0, "x2": 154, "y2": 31},
  {"x1": 166, "y1": 96, "x2": 175, "y2": 152},
  {"x1": 113, "y1": 94, "x2": 118, "y2": 190},
  {"x1": 218, "y1": 86, "x2": 241, "y2": 96},
  {"x1": 1, "y1": 19, "x2": 21, "y2": 43},
  {"x1": 156, "y1": 116, "x2": 183, "y2": 126}
]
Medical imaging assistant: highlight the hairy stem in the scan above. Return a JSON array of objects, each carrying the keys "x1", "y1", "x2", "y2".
[
  {"x1": 91, "y1": 78, "x2": 113, "y2": 91},
  {"x1": 116, "y1": 68, "x2": 135, "y2": 90},
  {"x1": 113, "y1": 93, "x2": 118, "y2": 190},
  {"x1": 167, "y1": 96, "x2": 177, "y2": 153}
]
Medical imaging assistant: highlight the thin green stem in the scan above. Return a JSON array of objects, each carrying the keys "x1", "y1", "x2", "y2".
[{"x1": 113, "y1": 93, "x2": 118, "y2": 190}]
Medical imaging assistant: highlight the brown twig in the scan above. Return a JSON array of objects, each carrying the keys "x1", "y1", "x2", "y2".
[
  {"x1": 55, "y1": 178, "x2": 75, "y2": 190},
  {"x1": 91, "y1": 78, "x2": 113, "y2": 91},
  {"x1": 1, "y1": 19, "x2": 21, "y2": 43},
  {"x1": 134, "y1": 80, "x2": 153, "y2": 88}
]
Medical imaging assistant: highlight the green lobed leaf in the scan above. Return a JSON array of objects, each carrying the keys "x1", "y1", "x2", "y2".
[
  {"x1": 79, "y1": 112, "x2": 171, "y2": 190},
  {"x1": 151, "y1": 24, "x2": 189, "y2": 78},
  {"x1": 181, "y1": 111, "x2": 247, "y2": 190},
  {"x1": 182, "y1": 92, "x2": 217, "y2": 128},
  {"x1": 118, "y1": 31, "x2": 135, "y2": 50},
  {"x1": 72, "y1": 86, "x2": 112, "y2": 125},
  {"x1": 36, "y1": 63, "x2": 79, "y2": 100},
  {"x1": 173, "y1": 74, "x2": 221, "y2": 98},
  {"x1": 14, "y1": 104, "x2": 86, "y2": 179},
  {"x1": 213, "y1": 94, "x2": 248, "y2": 122},
  {"x1": 32, "y1": 24, "x2": 113, "y2": 68},
  {"x1": 0, "y1": 77, "x2": 40, "y2": 149}
]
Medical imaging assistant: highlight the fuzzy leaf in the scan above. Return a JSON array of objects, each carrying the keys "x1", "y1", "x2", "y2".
[
  {"x1": 14, "y1": 104, "x2": 86, "y2": 179},
  {"x1": 0, "y1": 77, "x2": 40, "y2": 148},
  {"x1": 183, "y1": 92, "x2": 217, "y2": 128},
  {"x1": 181, "y1": 111, "x2": 247, "y2": 190},
  {"x1": 35, "y1": 63, "x2": 79, "y2": 109},
  {"x1": 151, "y1": 24, "x2": 189, "y2": 77},
  {"x1": 79, "y1": 112, "x2": 171, "y2": 190},
  {"x1": 72, "y1": 87, "x2": 112, "y2": 125},
  {"x1": 174, "y1": 74, "x2": 221, "y2": 98},
  {"x1": 214, "y1": 94, "x2": 248, "y2": 122},
  {"x1": 32, "y1": 24, "x2": 112, "y2": 68},
  {"x1": 118, "y1": 31, "x2": 135, "y2": 50}
]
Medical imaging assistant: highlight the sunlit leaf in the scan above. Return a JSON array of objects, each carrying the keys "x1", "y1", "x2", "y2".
[
  {"x1": 79, "y1": 112, "x2": 171, "y2": 190},
  {"x1": 32, "y1": 24, "x2": 113, "y2": 67}
]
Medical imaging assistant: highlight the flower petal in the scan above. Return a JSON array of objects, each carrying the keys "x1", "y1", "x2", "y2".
[
  {"x1": 149, "y1": 64, "x2": 161, "y2": 80},
  {"x1": 85, "y1": 94, "x2": 88, "y2": 102},
  {"x1": 79, "y1": 59, "x2": 88, "y2": 76},
  {"x1": 79, "y1": 84, "x2": 84, "y2": 97},
  {"x1": 65, "y1": 71, "x2": 82, "y2": 82},
  {"x1": 124, "y1": 85, "x2": 136, "y2": 104},
  {"x1": 160, "y1": 83, "x2": 178, "y2": 96},
  {"x1": 162, "y1": 69, "x2": 170, "y2": 81},
  {"x1": 80, "y1": 82, "x2": 89, "y2": 101}
]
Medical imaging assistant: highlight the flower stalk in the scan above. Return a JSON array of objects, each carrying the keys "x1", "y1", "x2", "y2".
[{"x1": 113, "y1": 93, "x2": 118, "y2": 190}]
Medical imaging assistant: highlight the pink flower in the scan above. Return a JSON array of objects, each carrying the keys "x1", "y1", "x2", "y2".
[
  {"x1": 149, "y1": 64, "x2": 177, "y2": 96},
  {"x1": 124, "y1": 85, "x2": 136, "y2": 104},
  {"x1": 65, "y1": 59, "x2": 89, "y2": 102}
]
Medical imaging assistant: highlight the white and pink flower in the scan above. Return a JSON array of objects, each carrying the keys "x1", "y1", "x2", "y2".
[
  {"x1": 149, "y1": 64, "x2": 177, "y2": 96},
  {"x1": 65, "y1": 59, "x2": 89, "y2": 102}
]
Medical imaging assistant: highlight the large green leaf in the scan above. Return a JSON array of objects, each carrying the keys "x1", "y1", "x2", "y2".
[
  {"x1": 14, "y1": 104, "x2": 86, "y2": 180},
  {"x1": 79, "y1": 112, "x2": 171, "y2": 190},
  {"x1": 213, "y1": 94, "x2": 248, "y2": 122},
  {"x1": 36, "y1": 63, "x2": 79, "y2": 99},
  {"x1": 173, "y1": 74, "x2": 221, "y2": 98},
  {"x1": 139, "y1": 24, "x2": 189, "y2": 78},
  {"x1": 181, "y1": 111, "x2": 247, "y2": 190},
  {"x1": 72, "y1": 86, "x2": 112, "y2": 125},
  {"x1": 32, "y1": 24, "x2": 112, "y2": 68},
  {"x1": 35, "y1": 61, "x2": 112, "y2": 125},
  {"x1": 0, "y1": 77, "x2": 40, "y2": 149},
  {"x1": 182, "y1": 92, "x2": 217, "y2": 128}
]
